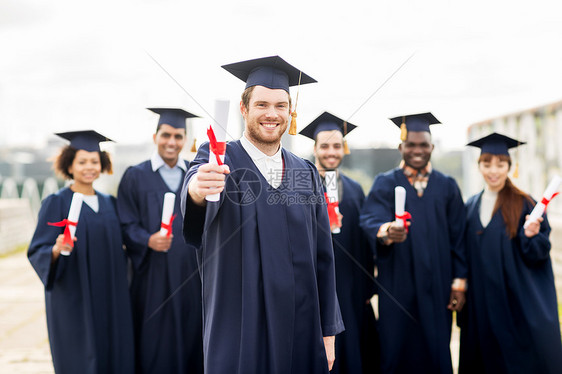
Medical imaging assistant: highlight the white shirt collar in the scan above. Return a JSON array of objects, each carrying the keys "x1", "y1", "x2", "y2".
[
  {"x1": 150, "y1": 151, "x2": 187, "y2": 172},
  {"x1": 239, "y1": 132, "x2": 283, "y2": 162}
]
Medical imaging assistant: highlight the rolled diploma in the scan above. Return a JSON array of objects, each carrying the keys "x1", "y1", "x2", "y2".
[
  {"x1": 524, "y1": 175, "x2": 562, "y2": 228},
  {"x1": 61, "y1": 192, "x2": 84, "y2": 256},
  {"x1": 207, "y1": 100, "x2": 229, "y2": 202},
  {"x1": 394, "y1": 186, "x2": 406, "y2": 228},
  {"x1": 325, "y1": 171, "x2": 340, "y2": 234},
  {"x1": 160, "y1": 192, "x2": 176, "y2": 236}
]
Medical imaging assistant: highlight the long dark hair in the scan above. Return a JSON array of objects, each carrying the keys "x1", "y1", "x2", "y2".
[{"x1": 479, "y1": 153, "x2": 533, "y2": 238}]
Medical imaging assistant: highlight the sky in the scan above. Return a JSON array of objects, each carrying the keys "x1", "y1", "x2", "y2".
[{"x1": 1, "y1": 0, "x2": 562, "y2": 155}]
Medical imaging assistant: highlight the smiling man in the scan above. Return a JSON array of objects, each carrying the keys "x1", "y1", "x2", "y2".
[
  {"x1": 180, "y1": 56, "x2": 344, "y2": 374},
  {"x1": 116, "y1": 108, "x2": 204, "y2": 374},
  {"x1": 359, "y1": 113, "x2": 467, "y2": 374}
]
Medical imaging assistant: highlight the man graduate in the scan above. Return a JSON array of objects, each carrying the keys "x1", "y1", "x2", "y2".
[
  {"x1": 359, "y1": 113, "x2": 467, "y2": 374},
  {"x1": 181, "y1": 56, "x2": 344, "y2": 374},
  {"x1": 117, "y1": 108, "x2": 204, "y2": 374},
  {"x1": 300, "y1": 112, "x2": 379, "y2": 374}
]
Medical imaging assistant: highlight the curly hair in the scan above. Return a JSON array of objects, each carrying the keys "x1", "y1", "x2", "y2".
[{"x1": 53, "y1": 146, "x2": 113, "y2": 180}]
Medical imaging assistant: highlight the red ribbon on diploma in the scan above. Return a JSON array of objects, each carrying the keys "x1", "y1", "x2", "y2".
[
  {"x1": 395, "y1": 212, "x2": 412, "y2": 232},
  {"x1": 541, "y1": 192, "x2": 559, "y2": 211},
  {"x1": 207, "y1": 127, "x2": 226, "y2": 166},
  {"x1": 324, "y1": 192, "x2": 339, "y2": 228},
  {"x1": 161, "y1": 214, "x2": 177, "y2": 237},
  {"x1": 47, "y1": 219, "x2": 77, "y2": 247}
]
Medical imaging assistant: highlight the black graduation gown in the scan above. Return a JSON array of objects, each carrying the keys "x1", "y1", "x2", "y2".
[
  {"x1": 330, "y1": 173, "x2": 380, "y2": 374},
  {"x1": 359, "y1": 168, "x2": 467, "y2": 374},
  {"x1": 116, "y1": 160, "x2": 204, "y2": 374},
  {"x1": 458, "y1": 192, "x2": 562, "y2": 374},
  {"x1": 27, "y1": 187, "x2": 135, "y2": 374},
  {"x1": 181, "y1": 140, "x2": 344, "y2": 374}
]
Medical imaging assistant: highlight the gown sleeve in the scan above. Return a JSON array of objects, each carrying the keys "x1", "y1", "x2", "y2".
[
  {"x1": 27, "y1": 194, "x2": 68, "y2": 289},
  {"x1": 517, "y1": 200, "x2": 552, "y2": 265},
  {"x1": 359, "y1": 174, "x2": 394, "y2": 257},
  {"x1": 116, "y1": 167, "x2": 152, "y2": 270},
  {"x1": 446, "y1": 177, "x2": 468, "y2": 279},
  {"x1": 311, "y1": 163, "x2": 345, "y2": 337},
  {"x1": 181, "y1": 143, "x2": 211, "y2": 248}
]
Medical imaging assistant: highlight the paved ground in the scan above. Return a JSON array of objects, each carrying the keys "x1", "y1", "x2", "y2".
[
  {"x1": 0, "y1": 248, "x2": 463, "y2": 374},
  {"x1": 0, "y1": 250, "x2": 53, "y2": 373}
]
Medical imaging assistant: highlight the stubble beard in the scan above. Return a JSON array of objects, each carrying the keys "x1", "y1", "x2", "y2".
[{"x1": 246, "y1": 119, "x2": 287, "y2": 148}]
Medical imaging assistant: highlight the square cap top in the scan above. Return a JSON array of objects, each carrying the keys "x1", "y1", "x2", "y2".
[
  {"x1": 55, "y1": 130, "x2": 113, "y2": 152},
  {"x1": 147, "y1": 108, "x2": 200, "y2": 129},
  {"x1": 299, "y1": 111, "x2": 357, "y2": 140},
  {"x1": 466, "y1": 132, "x2": 525, "y2": 155},
  {"x1": 389, "y1": 112, "x2": 441, "y2": 133},
  {"x1": 221, "y1": 55, "x2": 316, "y2": 93}
]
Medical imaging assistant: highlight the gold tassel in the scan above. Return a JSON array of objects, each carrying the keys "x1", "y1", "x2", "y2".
[
  {"x1": 400, "y1": 117, "x2": 407, "y2": 142},
  {"x1": 289, "y1": 111, "x2": 297, "y2": 135},
  {"x1": 343, "y1": 139, "x2": 350, "y2": 155},
  {"x1": 190, "y1": 138, "x2": 197, "y2": 152},
  {"x1": 513, "y1": 162, "x2": 519, "y2": 178},
  {"x1": 289, "y1": 71, "x2": 302, "y2": 136},
  {"x1": 512, "y1": 140, "x2": 520, "y2": 178}
]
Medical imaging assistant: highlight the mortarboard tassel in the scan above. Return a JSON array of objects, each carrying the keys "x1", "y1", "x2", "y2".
[
  {"x1": 289, "y1": 112, "x2": 297, "y2": 135},
  {"x1": 512, "y1": 140, "x2": 520, "y2": 178},
  {"x1": 190, "y1": 138, "x2": 197, "y2": 152},
  {"x1": 343, "y1": 139, "x2": 350, "y2": 155},
  {"x1": 400, "y1": 116, "x2": 407, "y2": 142},
  {"x1": 343, "y1": 121, "x2": 350, "y2": 154},
  {"x1": 289, "y1": 71, "x2": 302, "y2": 136}
]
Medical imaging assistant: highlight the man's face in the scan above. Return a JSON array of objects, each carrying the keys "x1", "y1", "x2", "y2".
[
  {"x1": 314, "y1": 130, "x2": 345, "y2": 171},
  {"x1": 153, "y1": 124, "x2": 186, "y2": 166},
  {"x1": 398, "y1": 131, "x2": 434, "y2": 169},
  {"x1": 240, "y1": 85, "x2": 290, "y2": 146}
]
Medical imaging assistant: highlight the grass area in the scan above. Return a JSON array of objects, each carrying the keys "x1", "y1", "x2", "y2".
[{"x1": 0, "y1": 244, "x2": 28, "y2": 259}]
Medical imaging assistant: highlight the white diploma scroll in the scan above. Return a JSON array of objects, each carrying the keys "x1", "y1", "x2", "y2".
[
  {"x1": 206, "y1": 100, "x2": 229, "y2": 202},
  {"x1": 394, "y1": 186, "x2": 406, "y2": 228},
  {"x1": 325, "y1": 171, "x2": 340, "y2": 234},
  {"x1": 524, "y1": 175, "x2": 561, "y2": 228},
  {"x1": 160, "y1": 192, "x2": 176, "y2": 236},
  {"x1": 61, "y1": 192, "x2": 84, "y2": 256}
]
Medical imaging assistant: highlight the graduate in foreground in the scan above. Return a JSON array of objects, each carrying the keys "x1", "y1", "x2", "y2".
[
  {"x1": 181, "y1": 56, "x2": 344, "y2": 374},
  {"x1": 28, "y1": 130, "x2": 134, "y2": 374},
  {"x1": 459, "y1": 132, "x2": 562, "y2": 374}
]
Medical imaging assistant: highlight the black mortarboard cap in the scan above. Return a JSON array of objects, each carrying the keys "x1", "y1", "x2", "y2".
[
  {"x1": 389, "y1": 112, "x2": 441, "y2": 133},
  {"x1": 466, "y1": 132, "x2": 525, "y2": 155},
  {"x1": 299, "y1": 112, "x2": 357, "y2": 140},
  {"x1": 55, "y1": 130, "x2": 113, "y2": 152},
  {"x1": 389, "y1": 112, "x2": 441, "y2": 142},
  {"x1": 147, "y1": 108, "x2": 200, "y2": 129},
  {"x1": 221, "y1": 55, "x2": 317, "y2": 93}
]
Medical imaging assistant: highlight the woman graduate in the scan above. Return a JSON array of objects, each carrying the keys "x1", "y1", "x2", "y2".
[
  {"x1": 27, "y1": 130, "x2": 135, "y2": 374},
  {"x1": 459, "y1": 132, "x2": 562, "y2": 374}
]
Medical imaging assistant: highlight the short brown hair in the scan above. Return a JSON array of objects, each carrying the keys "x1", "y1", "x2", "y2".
[
  {"x1": 240, "y1": 86, "x2": 292, "y2": 111},
  {"x1": 54, "y1": 146, "x2": 113, "y2": 180}
]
